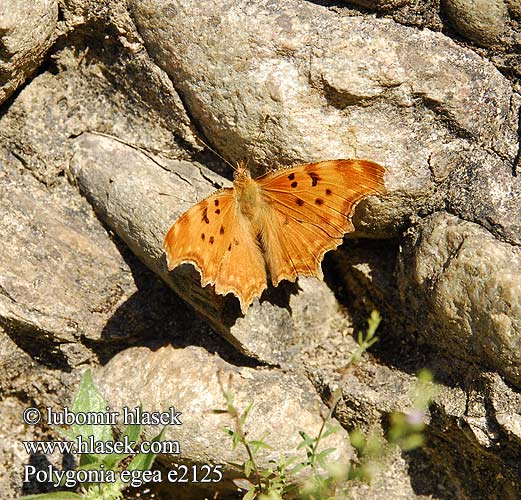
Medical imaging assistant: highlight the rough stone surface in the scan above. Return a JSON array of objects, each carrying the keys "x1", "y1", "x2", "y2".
[
  {"x1": 0, "y1": 328, "x2": 80, "y2": 497},
  {"x1": 0, "y1": 0, "x2": 58, "y2": 104},
  {"x1": 0, "y1": 0, "x2": 520, "y2": 499},
  {"x1": 444, "y1": 145, "x2": 521, "y2": 245},
  {"x1": 0, "y1": 47, "x2": 194, "y2": 185},
  {"x1": 442, "y1": 0, "x2": 509, "y2": 47},
  {"x1": 70, "y1": 132, "x2": 349, "y2": 365},
  {"x1": 397, "y1": 212, "x2": 521, "y2": 386},
  {"x1": 128, "y1": 0, "x2": 519, "y2": 238},
  {"x1": 505, "y1": 0, "x2": 521, "y2": 21},
  {"x1": 309, "y1": 351, "x2": 521, "y2": 498},
  {"x1": 94, "y1": 345, "x2": 353, "y2": 495},
  {"x1": 0, "y1": 163, "x2": 135, "y2": 368},
  {"x1": 345, "y1": 0, "x2": 411, "y2": 10}
]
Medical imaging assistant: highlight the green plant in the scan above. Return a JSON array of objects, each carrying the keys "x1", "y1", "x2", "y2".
[
  {"x1": 20, "y1": 369, "x2": 164, "y2": 500},
  {"x1": 349, "y1": 310, "x2": 381, "y2": 365},
  {"x1": 387, "y1": 368, "x2": 438, "y2": 451},
  {"x1": 218, "y1": 311, "x2": 385, "y2": 500},
  {"x1": 348, "y1": 368, "x2": 439, "y2": 485}
]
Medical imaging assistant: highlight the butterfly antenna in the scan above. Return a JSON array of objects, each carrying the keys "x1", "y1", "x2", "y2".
[
  {"x1": 157, "y1": 191, "x2": 193, "y2": 203},
  {"x1": 194, "y1": 134, "x2": 238, "y2": 173}
]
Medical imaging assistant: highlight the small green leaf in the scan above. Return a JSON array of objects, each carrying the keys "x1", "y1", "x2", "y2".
[
  {"x1": 68, "y1": 369, "x2": 114, "y2": 467},
  {"x1": 243, "y1": 488, "x2": 257, "y2": 500},
  {"x1": 321, "y1": 424, "x2": 340, "y2": 440},
  {"x1": 240, "y1": 402, "x2": 254, "y2": 426},
  {"x1": 103, "y1": 420, "x2": 142, "y2": 469},
  {"x1": 248, "y1": 440, "x2": 271, "y2": 451},
  {"x1": 127, "y1": 426, "x2": 166, "y2": 472}
]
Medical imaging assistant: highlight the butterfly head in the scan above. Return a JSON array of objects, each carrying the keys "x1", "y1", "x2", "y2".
[{"x1": 234, "y1": 160, "x2": 252, "y2": 182}]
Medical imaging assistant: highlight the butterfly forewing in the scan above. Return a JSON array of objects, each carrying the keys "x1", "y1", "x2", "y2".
[
  {"x1": 163, "y1": 189, "x2": 267, "y2": 313},
  {"x1": 257, "y1": 159, "x2": 386, "y2": 284}
]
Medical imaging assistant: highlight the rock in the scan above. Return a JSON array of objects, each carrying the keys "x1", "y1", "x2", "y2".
[
  {"x1": 424, "y1": 371, "x2": 521, "y2": 499},
  {"x1": 70, "y1": 132, "x2": 349, "y2": 365},
  {"x1": 346, "y1": 0, "x2": 410, "y2": 10},
  {"x1": 94, "y1": 345, "x2": 353, "y2": 496},
  {"x1": 0, "y1": 0, "x2": 520, "y2": 498},
  {"x1": 505, "y1": 0, "x2": 521, "y2": 21},
  {"x1": 0, "y1": 47, "x2": 194, "y2": 185},
  {"x1": 397, "y1": 212, "x2": 521, "y2": 387},
  {"x1": 0, "y1": 0, "x2": 58, "y2": 104},
  {"x1": 311, "y1": 351, "x2": 521, "y2": 498},
  {"x1": 0, "y1": 328, "x2": 79, "y2": 498},
  {"x1": 129, "y1": 0, "x2": 517, "y2": 235},
  {"x1": 487, "y1": 373, "x2": 521, "y2": 445},
  {"x1": 0, "y1": 164, "x2": 133, "y2": 368},
  {"x1": 0, "y1": 157, "x2": 213, "y2": 369},
  {"x1": 442, "y1": 0, "x2": 508, "y2": 47},
  {"x1": 445, "y1": 145, "x2": 521, "y2": 245}
]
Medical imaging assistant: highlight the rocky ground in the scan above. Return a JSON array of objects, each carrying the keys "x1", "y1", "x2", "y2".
[{"x1": 1, "y1": 0, "x2": 520, "y2": 499}]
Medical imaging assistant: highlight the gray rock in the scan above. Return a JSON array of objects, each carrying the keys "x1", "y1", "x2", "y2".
[
  {"x1": 445, "y1": 145, "x2": 521, "y2": 245},
  {"x1": 129, "y1": 0, "x2": 517, "y2": 235},
  {"x1": 0, "y1": 150, "x2": 213, "y2": 369},
  {"x1": 397, "y1": 212, "x2": 521, "y2": 387},
  {"x1": 94, "y1": 344, "x2": 353, "y2": 495},
  {"x1": 488, "y1": 373, "x2": 521, "y2": 445},
  {"x1": 70, "y1": 132, "x2": 348, "y2": 365},
  {"x1": 0, "y1": 48, "x2": 194, "y2": 185},
  {"x1": 310, "y1": 350, "x2": 521, "y2": 498},
  {"x1": 0, "y1": 0, "x2": 58, "y2": 104},
  {"x1": 0, "y1": 163, "x2": 135, "y2": 367},
  {"x1": 442, "y1": 0, "x2": 509, "y2": 47},
  {"x1": 0, "y1": 0, "x2": 520, "y2": 498},
  {"x1": 0, "y1": 327, "x2": 79, "y2": 498}
]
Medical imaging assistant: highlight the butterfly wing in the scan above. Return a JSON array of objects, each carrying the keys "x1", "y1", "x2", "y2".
[
  {"x1": 256, "y1": 159, "x2": 386, "y2": 285},
  {"x1": 163, "y1": 189, "x2": 267, "y2": 313}
]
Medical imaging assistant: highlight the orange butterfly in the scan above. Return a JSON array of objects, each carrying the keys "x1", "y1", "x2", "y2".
[{"x1": 164, "y1": 160, "x2": 386, "y2": 314}]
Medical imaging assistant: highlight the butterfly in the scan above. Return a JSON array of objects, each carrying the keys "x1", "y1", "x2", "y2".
[{"x1": 163, "y1": 159, "x2": 386, "y2": 314}]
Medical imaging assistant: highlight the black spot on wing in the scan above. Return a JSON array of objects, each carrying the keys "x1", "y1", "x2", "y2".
[
  {"x1": 309, "y1": 172, "x2": 320, "y2": 187},
  {"x1": 202, "y1": 207, "x2": 209, "y2": 224},
  {"x1": 296, "y1": 198, "x2": 304, "y2": 206}
]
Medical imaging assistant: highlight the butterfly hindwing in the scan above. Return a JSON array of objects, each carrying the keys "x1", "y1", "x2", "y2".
[
  {"x1": 258, "y1": 207, "x2": 342, "y2": 285},
  {"x1": 163, "y1": 189, "x2": 267, "y2": 313}
]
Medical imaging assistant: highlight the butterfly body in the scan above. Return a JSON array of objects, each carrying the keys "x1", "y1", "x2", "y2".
[
  {"x1": 234, "y1": 165, "x2": 263, "y2": 221},
  {"x1": 164, "y1": 159, "x2": 386, "y2": 313}
]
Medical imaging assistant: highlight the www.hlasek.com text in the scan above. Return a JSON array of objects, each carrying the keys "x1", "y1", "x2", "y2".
[{"x1": 23, "y1": 434, "x2": 181, "y2": 456}]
